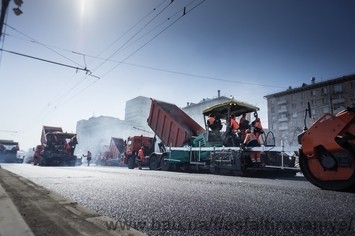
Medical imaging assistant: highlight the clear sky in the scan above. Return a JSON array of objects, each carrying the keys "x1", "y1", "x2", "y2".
[{"x1": 1, "y1": 0, "x2": 355, "y2": 150}]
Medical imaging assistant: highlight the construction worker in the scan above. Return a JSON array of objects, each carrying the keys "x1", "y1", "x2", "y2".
[
  {"x1": 84, "y1": 151, "x2": 92, "y2": 166},
  {"x1": 243, "y1": 129, "x2": 261, "y2": 166},
  {"x1": 137, "y1": 146, "x2": 145, "y2": 170},
  {"x1": 230, "y1": 114, "x2": 240, "y2": 133},
  {"x1": 252, "y1": 117, "x2": 263, "y2": 140},
  {"x1": 229, "y1": 114, "x2": 240, "y2": 146},
  {"x1": 239, "y1": 113, "x2": 250, "y2": 140},
  {"x1": 207, "y1": 114, "x2": 215, "y2": 129}
]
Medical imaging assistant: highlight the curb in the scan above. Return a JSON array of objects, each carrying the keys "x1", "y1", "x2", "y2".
[
  {"x1": 0, "y1": 183, "x2": 35, "y2": 236},
  {"x1": 0, "y1": 166, "x2": 146, "y2": 236}
]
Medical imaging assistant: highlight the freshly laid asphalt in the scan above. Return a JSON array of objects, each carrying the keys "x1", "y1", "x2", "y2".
[{"x1": 0, "y1": 165, "x2": 146, "y2": 236}]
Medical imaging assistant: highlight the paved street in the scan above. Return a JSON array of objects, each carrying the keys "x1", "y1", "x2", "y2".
[{"x1": 2, "y1": 164, "x2": 355, "y2": 236}]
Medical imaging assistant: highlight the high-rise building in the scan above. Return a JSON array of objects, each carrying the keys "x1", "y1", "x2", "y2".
[
  {"x1": 124, "y1": 96, "x2": 152, "y2": 126},
  {"x1": 264, "y1": 74, "x2": 355, "y2": 147}
]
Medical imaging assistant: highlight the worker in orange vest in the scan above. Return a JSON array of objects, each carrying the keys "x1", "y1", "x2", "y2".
[
  {"x1": 243, "y1": 129, "x2": 261, "y2": 166},
  {"x1": 207, "y1": 114, "x2": 215, "y2": 128},
  {"x1": 252, "y1": 117, "x2": 263, "y2": 140},
  {"x1": 137, "y1": 146, "x2": 145, "y2": 169},
  {"x1": 84, "y1": 151, "x2": 92, "y2": 166},
  {"x1": 230, "y1": 114, "x2": 240, "y2": 132}
]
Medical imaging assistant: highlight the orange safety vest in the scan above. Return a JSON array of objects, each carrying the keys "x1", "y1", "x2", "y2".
[
  {"x1": 207, "y1": 117, "x2": 215, "y2": 125},
  {"x1": 230, "y1": 118, "x2": 240, "y2": 130},
  {"x1": 138, "y1": 148, "x2": 144, "y2": 161}
]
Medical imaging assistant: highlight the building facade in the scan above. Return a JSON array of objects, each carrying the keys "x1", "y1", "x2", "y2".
[
  {"x1": 124, "y1": 96, "x2": 152, "y2": 126},
  {"x1": 264, "y1": 74, "x2": 355, "y2": 147}
]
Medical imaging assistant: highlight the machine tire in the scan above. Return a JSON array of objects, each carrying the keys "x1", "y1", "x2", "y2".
[
  {"x1": 209, "y1": 165, "x2": 217, "y2": 174},
  {"x1": 39, "y1": 157, "x2": 46, "y2": 166},
  {"x1": 299, "y1": 151, "x2": 355, "y2": 191},
  {"x1": 149, "y1": 154, "x2": 159, "y2": 170},
  {"x1": 127, "y1": 156, "x2": 136, "y2": 169},
  {"x1": 160, "y1": 154, "x2": 170, "y2": 171}
]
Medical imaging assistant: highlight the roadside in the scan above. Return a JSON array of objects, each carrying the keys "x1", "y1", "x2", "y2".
[{"x1": 0, "y1": 165, "x2": 146, "y2": 236}]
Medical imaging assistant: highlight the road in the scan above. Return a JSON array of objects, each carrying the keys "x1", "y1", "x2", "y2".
[{"x1": 2, "y1": 164, "x2": 355, "y2": 236}]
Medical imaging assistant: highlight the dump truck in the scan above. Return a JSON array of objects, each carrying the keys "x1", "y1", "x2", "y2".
[
  {"x1": 0, "y1": 140, "x2": 20, "y2": 163},
  {"x1": 96, "y1": 138, "x2": 125, "y2": 166},
  {"x1": 124, "y1": 135, "x2": 160, "y2": 169},
  {"x1": 298, "y1": 104, "x2": 355, "y2": 191},
  {"x1": 146, "y1": 98, "x2": 299, "y2": 176},
  {"x1": 34, "y1": 126, "x2": 78, "y2": 166}
]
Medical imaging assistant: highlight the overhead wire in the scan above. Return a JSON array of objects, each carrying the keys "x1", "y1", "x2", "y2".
[
  {"x1": 85, "y1": 0, "x2": 167, "y2": 67},
  {"x1": 5, "y1": 23, "x2": 84, "y2": 68},
  {"x1": 100, "y1": 0, "x2": 207, "y2": 78},
  {"x1": 8, "y1": 0, "x2": 209, "y2": 136},
  {"x1": 51, "y1": 0, "x2": 181, "y2": 108},
  {"x1": 90, "y1": 0, "x2": 175, "y2": 73},
  {"x1": 13, "y1": 1, "x2": 173, "y2": 133},
  {"x1": 3, "y1": 27, "x2": 286, "y2": 89},
  {"x1": 50, "y1": 1, "x2": 197, "y2": 111},
  {"x1": 0, "y1": 48, "x2": 91, "y2": 73},
  {"x1": 36, "y1": 0, "x2": 171, "y2": 110}
]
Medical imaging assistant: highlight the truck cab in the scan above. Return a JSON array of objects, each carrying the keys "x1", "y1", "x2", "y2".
[{"x1": 124, "y1": 135, "x2": 156, "y2": 169}]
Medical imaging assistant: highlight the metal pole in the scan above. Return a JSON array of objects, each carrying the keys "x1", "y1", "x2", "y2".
[
  {"x1": 0, "y1": 0, "x2": 11, "y2": 40},
  {"x1": 281, "y1": 139, "x2": 284, "y2": 169}
]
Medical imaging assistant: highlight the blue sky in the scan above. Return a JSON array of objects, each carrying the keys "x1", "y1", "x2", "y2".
[{"x1": 1, "y1": 0, "x2": 355, "y2": 150}]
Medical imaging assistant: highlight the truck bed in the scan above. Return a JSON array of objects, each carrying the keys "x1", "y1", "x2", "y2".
[{"x1": 147, "y1": 99, "x2": 205, "y2": 147}]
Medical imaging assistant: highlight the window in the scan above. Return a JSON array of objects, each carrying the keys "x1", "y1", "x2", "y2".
[
  {"x1": 312, "y1": 108, "x2": 316, "y2": 116},
  {"x1": 334, "y1": 103, "x2": 345, "y2": 111},
  {"x1": 292, "y1": 112, "x2": 297, "y2": 118},
  {"x1": 311, "y1": 100, "x2": 317, "y2": 106},
  {"x1": 279, "y1": 122, "x2": 288, "y2": 130},
  {"x1": 301, "y1": 101, "x2": 304, "y2": 108},
  {"x1": 310, "y1": 90, "x2": 316, "y2": 97},
  {"x1": 333, "y1": 94, "x2": 343, "y2": 99},
  {"x1": 323, "y1": 107, "x2": 330, "y2": 113},
  {"x1": 321, "y1": 87, "x2": 328, "y2": 95},
  {"x1": 279, "y1": 104, "x2": 287, "y2": 111},
  {"x1": 322, "y1": 97, "x2": 328, "y2": 105},
  {"x1": 279, "y1": 113, "x2": 287, "y2": 119},
  {"x1": 334, "y1": 84, "x2": 343, "y2": 93},
  {"x1": 291, "y1": 103, "x2": 297, "y2": 110}
]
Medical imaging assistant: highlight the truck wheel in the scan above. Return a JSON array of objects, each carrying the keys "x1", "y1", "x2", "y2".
[
  {"x1": 39, "y1": 159, "x2": 46, "y2": 166},
  {"x1": 149, "y1": 154, "x2": 159, "y2": 170},
  {"x1": 127, "y1": 156, "x2": 136, "y2": 169},
  {"x1": 299, "y1": 150, "x2": 355, "y2": 191},
  {"x1": 209, "y1": 165, "x2": 217, "y2": 174},
  {"x1": 160, "y1": 154, "x2": 170, "y2": 171}
]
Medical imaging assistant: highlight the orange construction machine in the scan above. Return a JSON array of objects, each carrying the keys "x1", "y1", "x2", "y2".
[
  {"x1": 298, "y1": 104, "x2": 355, "y2": 191},
  {"x1": 34, "y1": 126, "x2": 78, "y2": 166}
]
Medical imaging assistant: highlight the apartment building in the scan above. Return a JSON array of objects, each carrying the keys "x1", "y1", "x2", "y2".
[{"x1": 264, "y1": 74, "x2": 355, "y2": 147}]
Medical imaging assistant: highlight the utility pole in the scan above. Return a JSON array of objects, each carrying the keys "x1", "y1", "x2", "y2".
[
  {"x1": 0, "y1": 0, "x2": 11, "y2": 40},
  {"x1": 0, "y1": 0, "x2": 23, "y2": 40}
]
